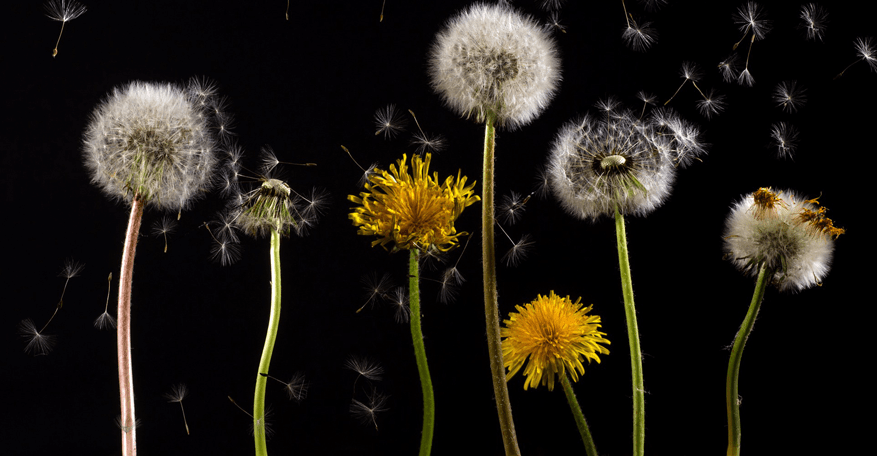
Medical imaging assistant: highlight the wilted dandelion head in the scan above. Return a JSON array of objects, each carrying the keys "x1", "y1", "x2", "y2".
[
  {"x1": 428, "y1": 3, "x2": 561, "y2": 129},
  {"x1": 501, "y1": 291, "x2": 610, "y2": 391},
  {"x1": 348, "y1": 153, "x2": 480, "y2": 253},
  {"x1": 547, "y1": 106, "x2": 681, "y2": 221},
  {"x1": 235, "y1": 177, "x2": 299, "y2": 237},
  {"x1": 83, "y1": 80, "x2": 220, "y2": 210},
  {"x1": 724, "y1": 187, "x2": 844, "y2": 291}
]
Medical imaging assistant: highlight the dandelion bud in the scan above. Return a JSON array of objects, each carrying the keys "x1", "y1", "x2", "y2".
[
  {"x1": 428, "y1": 3, "x2": 561, "y2": 129},
  {"x1": 724, "y1": 188, "x2": 843, "y2": 291},
  {"x1": 82, "y1": 80, "x2": 220, "y2": 210}
]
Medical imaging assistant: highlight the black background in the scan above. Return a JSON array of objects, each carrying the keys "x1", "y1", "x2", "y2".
[{"x1": 3, "y1": 0, "x2": 872, "y2": 455}]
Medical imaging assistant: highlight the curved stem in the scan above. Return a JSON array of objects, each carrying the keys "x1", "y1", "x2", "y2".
[
  {"x1": 614, "y1": 205, "x2": 645, "y2": 456},
  {"x1": 118, "y1": 195, "x2": 144, "y2": 456},
  {"x1": 408, "y1": 249, "x2": 435, "y2": 456},
  {"x1": 254, "y1": 229, "x2": 283, "y2": 456},
  {"x1": 560, "y1": 372, "x2": 599, "y2": 456},
  {"x1": 481, "y1": 112, "x2": 521, "y2": 456},
  {"x1": 726, "y1": 263, "x2": 770, "y2": 456}
]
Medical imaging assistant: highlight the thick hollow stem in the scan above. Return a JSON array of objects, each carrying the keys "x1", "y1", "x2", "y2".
[
  {"x1": 254, "y1": 229, "x2": 283, "y2": 456},
  {"x1": 408, "y1": 249, "x2": 435, "y2": 456},
  {"x1": 118, "y1": 195, "x2": 144, "y2": 456},
  {"x1": 726, "y1": 263, "x2": 770, "y2": 456},
  {"x1": 481, "y1": 112, "x2": 521, "y2": 456},
  {"x1": 561, "y1": 372, "x2": 599, "y2": 456},
  {"x1": 614, "y1": 205, "x2": 645, "y2": 456}
]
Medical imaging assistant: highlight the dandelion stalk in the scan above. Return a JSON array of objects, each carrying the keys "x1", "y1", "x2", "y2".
[
  {"x1": 614, "y1": 204, "x2": 645, "y2": 456},
  {"x1": 254, "y1": 228, "x2": 282, "y2": 456},
  {"x1": 482, "y1": 111, "x2": 521, "y2": 456},
  {"x1": 726, "y1": 263, "x2": 770, "y2": 456},
  {"x1": 408, "y1": 249, "x2": 435, "y2": 456},
  {"x1": 560, "y1": 373, "x2": 598, "y2": 456},
  {"x1": 118, "y1": 194, "x2": 145, "y2": 456}
]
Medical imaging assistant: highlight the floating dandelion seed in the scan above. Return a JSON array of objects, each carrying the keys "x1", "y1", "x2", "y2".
[
  {"x1": 408, "y1": 110, "x2": 446, "y2": 154},
  {"x1": 437, "y1": 235, "x2": 471, "y2": 304},
  {"x1": 835, "y1": 37, "x2": 877, "y2": 79},
  {"x1": 732, "y1": 2, "x2": 771, "y2": 87},
  {"x1": 356, "y1": 272, "x2": 394, "y2": 313},
  {"x1": 374, "y1": 104, "x2": 407, "y2": 139},
  {"x1": 546, "y1": 11, "x2": 566, "y2": 34},
  {"x1": 718, "y1": 54, "x2": 740, "y2": 83},
  {"x1": 664, "y1": 61, "x2": 702, "y2": 105},
  {"x1": 799, "y1": 3, "x2": 828, "y2": 42},
  {"x1": 695, "y1": 89, "x2": 726, "y2": 119},
  {"x1": 260, "y1": 372, "x2": 308, "y2": 401},
  {"x1": 773, "y1": 81, "x2": 807, "y2": 113},
  {"x1": 501, "y1": 291, "x2": 610, "y2": 391},
  {"x1": 345, "y1": 355, "x2": 384, "y2": 385},
  {"x1": 770, "y1": 122, "x2": 799, "y2": 159},
  {"x1": 341, "y1": 145, "x2": 378, "y2": 188},
  {"x1": 498, "y1": 191, "x2": 534, "y2": 225},
  {"x1": 164, "y1": 383, "x2": 190, "y2": 435},
  {"x1": 94, "y1": 272, "x2": 117, "y2": 330},
  {"x1": 44, "y1": 0, "x2": 86, "y2": 57},
  {"x1": 622, "y1": 15, "x2": 657, "y2": 52},
  {"x1": 350, "y1": 389, "x2": 389, "y2": 431},
  {"x1": 19, "y1": 319, "x2": 56, "y2": 356},
  {"x1": 389, "y1": 287, "x2": 411, "y2": 324},
  {"x1": 228, "y1": 396, "x2": 274, "y2": 439},
  {"x1": 151, "y1": 216, "x2": 178, "y2": 253},
  {"x1": 20, "y1": 259, "x2": 84, "y2": 354}
]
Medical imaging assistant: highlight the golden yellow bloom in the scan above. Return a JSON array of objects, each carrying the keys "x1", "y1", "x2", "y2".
[
  {"x1": 348, "y1": 153, "x2": 479, "y2": 252},
  {"x1": 501, "y1": 291, "x2": 610, "y2": 391}
]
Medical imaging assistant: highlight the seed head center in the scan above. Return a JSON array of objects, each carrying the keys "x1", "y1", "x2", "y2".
[{"x1": 600, "y1": 154, "x2": 627, "y2": 170}]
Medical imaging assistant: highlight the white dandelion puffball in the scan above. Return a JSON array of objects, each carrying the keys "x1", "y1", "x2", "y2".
[
  {"x1": 83, "y1": 80, "x2": 219, "y2": 210},
  {"x1": 548, "y1": 109, "x2": 675, "y2": 220},
  {"x1": 724, "y1": 188, "x2": 840, "y2": 292},
  {"x1": 429, "y1": 3, "x2": 561, "y2": 129}
]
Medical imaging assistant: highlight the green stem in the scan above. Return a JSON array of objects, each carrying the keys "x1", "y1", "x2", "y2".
[
  {"x1": 614, "y1": 205, "x2": 645, "y2": 456},
  {"x1": 726, "y1": 263, "x2": 770, "y2": 456},
  {"x1": 118, "y1": 195, "x2": 144, "y2": 456},
  {"x1": 254, "y1": 229, "x2": 283, "y2": 456},
  {"x1": 481, "y1": 112, "x2": 521, "y2": 456},
  {"x1": 408, "y1": 249, "x2": 435, "y2": 456},
  {"x1": 560, "y1": 372, "x2": 599, "y2": 456}
]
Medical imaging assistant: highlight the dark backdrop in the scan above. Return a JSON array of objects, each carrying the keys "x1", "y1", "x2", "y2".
[{"x1": 3, "y1": 0, "x2": 871, "y2": 455}]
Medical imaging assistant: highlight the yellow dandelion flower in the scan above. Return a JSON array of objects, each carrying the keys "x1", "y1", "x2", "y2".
[
  {"x1": 501, "y1": 291, "x2": 610, "y2": 391},
  {"x1": 348, "y1": 153, "x2": 480, "y2": 252}
]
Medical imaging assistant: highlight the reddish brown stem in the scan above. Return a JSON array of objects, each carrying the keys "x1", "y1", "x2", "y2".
[{"x1": 118, "y1": 195, "x2": 144, "y2": 456}]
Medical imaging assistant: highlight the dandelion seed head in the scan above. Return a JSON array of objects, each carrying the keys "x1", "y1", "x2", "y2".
[
  {"x1": 548, "y1": 104, "x2": 706, "y2": 221},
  {"x1": 350, "y1": 389, "x2": 389, "y2": 430},
  {"x1": 737, "y1": 68, "x2": 755, "y2": 86},
  {"x1": 59, "y1": 258, "x2": 85, "y2": 279},
  {"x1": 94, "y1": 311, "x2": 117, "y2": 330},
  {"x1": 83, "y1": 80, "x2": 221, "y2": 210},
  {"x1": 390, "y1": 287, "x2": 410, "y2": 324},
  {"x1": 164, "y1": 383, "x2": 189, "y2": 403},
  {"x1": 696, "y1": 90, "x2": 726, "y2": 119},
  {"x1": 501, "y1": 234, "x2": 533, "y2": 267},
  {"x1": 724, "y1": 188, "x2": 843, "y2": 291},
  {"x1": 501, "y1": 291, "x2": 610, "y2": 391},
  {"x1": 410, "y1": 131, "x2": 447, "y2": 155},
  {"x1": 348, "y1": 153, "x2": 480, "y2": 253},
  {"x1": 429, "y1": 3, "x2": 561, "y2": 129}
]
